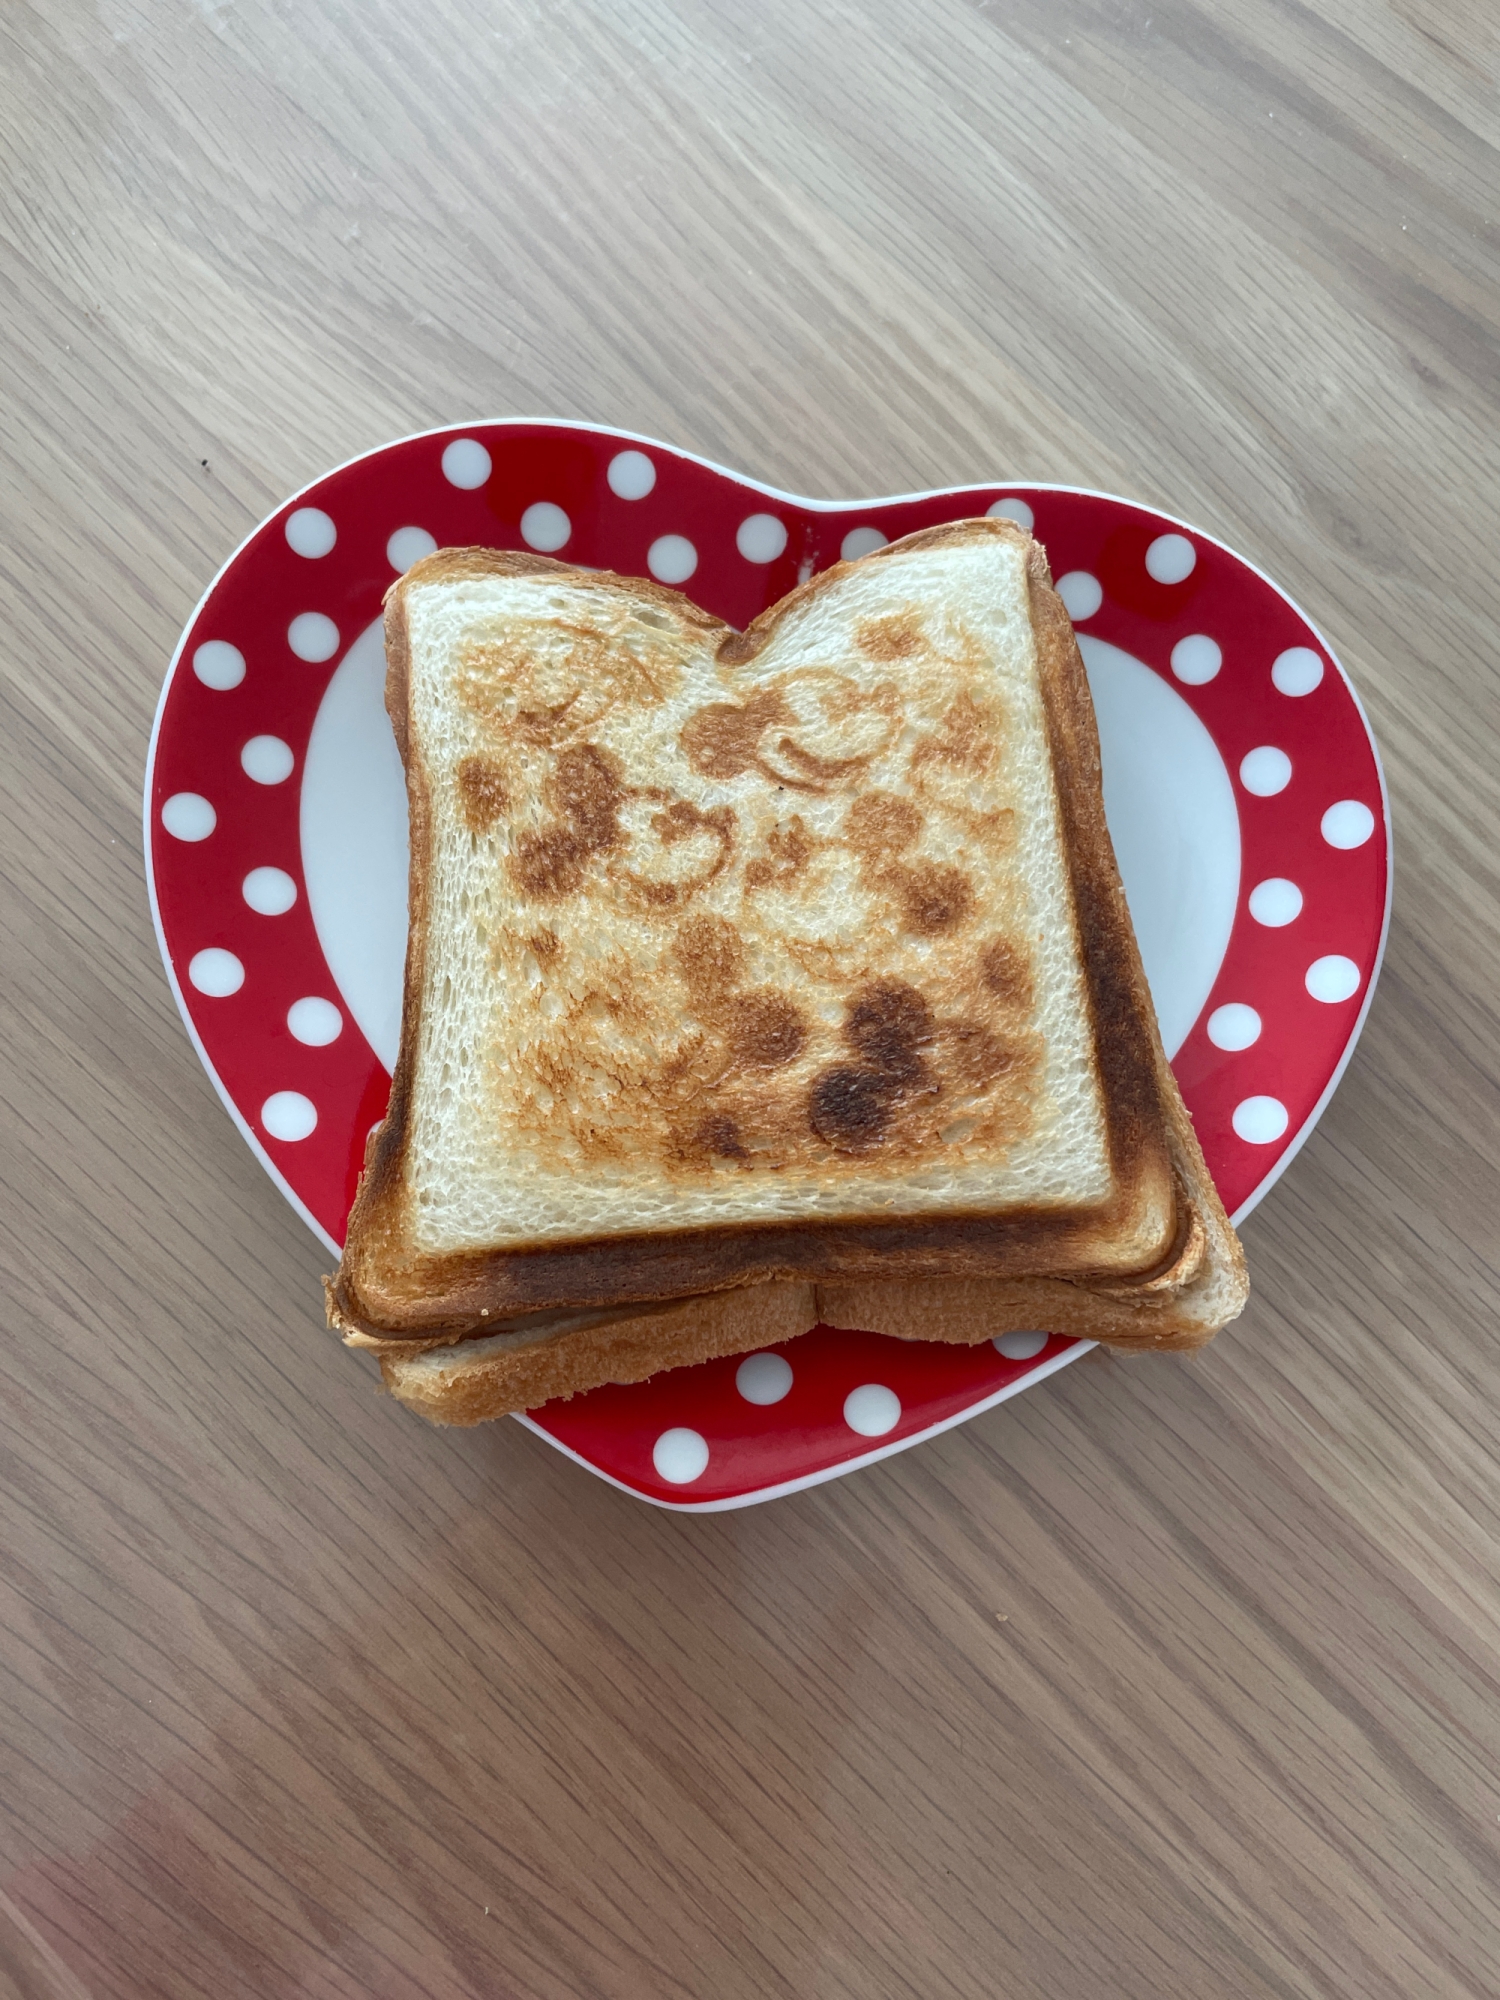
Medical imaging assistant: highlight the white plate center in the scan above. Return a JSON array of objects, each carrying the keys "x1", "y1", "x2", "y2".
[
  {"x1": 299, "y1": 623, "x2": 1241, "y2": 1072},
  {"x1": 1079, "y1": 635, "x2": 1240, "y2": 1057},
  {"x1": 301, "y1": 619, "x2": 409, "y2": 1073}
]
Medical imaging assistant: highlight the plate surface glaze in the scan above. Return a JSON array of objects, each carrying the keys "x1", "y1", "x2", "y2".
[{"x1": 146, "y1": 423, "x2": 1390, "y2": 1508}]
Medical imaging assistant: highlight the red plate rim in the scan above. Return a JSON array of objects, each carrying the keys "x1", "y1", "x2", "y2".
[{"x1": 144, "y1": 420, "x2": 1393, "y2": 1507}]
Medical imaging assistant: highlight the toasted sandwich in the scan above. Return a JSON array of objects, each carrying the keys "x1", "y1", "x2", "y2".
[{"x1": 328, "y1": 519, "x2": 1247, "y2": 1422}]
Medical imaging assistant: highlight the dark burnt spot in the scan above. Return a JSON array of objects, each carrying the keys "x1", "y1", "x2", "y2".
[
  {"x1": 855, "y1": 611, "x2": 925, "y2": 661},
  {"x1": 844, "y1": 979, "x2": 934, "y2": 1080},
  {"x1": 695, "y1": 1112, "x2": 747, "y2": 1159},
  {"x1": 845, "y1": 791, "x2": 922, "y2": 856},
  {"x1": 894, "y1": 861, "x2": 975, "y2": 936},
  {"x1": 808, "y1": 1066, "x2": 892, "y2": 1151},
  {"x1": 947, "y1": 1023, "x2": 1019, "y2": 1089},
  {"x1": 727, "y1": 991, "x2": 807, "y2": 1068},
  {"x1": 528, "y1": 929, "x2": 561, "y2": 962},
  {"x1": 980, "y1": 935, "x2": 1033, "y2": 1007},
  {"x1": 679, "y1": 687, "x2": 789, "y2": 780},
  {"x1": 672, "y1": 914, "x2": 746, "y2": 996},
  {"x1": 813, "y1": 982, "x2": 937, "y2": 1147},
  {"x1": 743, "y1": 815, "x2": 814, "y2": 892},
  {"x1": 550, "y1": 742, "x2": 624, "y2": 849},
  {"x1": 456, "y1": 755, "x2": 509, "y2": 833}
]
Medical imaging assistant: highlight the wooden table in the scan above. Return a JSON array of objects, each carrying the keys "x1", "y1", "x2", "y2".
[{"x1": 4, "y1": 3, "x2": 1497, "y2": 1995}]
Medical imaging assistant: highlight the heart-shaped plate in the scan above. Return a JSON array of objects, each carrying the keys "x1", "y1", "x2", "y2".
[{"x1": 145, "y1": 422, "x2": 1390, "y2": 1508}]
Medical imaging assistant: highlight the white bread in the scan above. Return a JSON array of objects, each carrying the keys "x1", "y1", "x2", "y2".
[{"x1": 329, "y1": 520, "x2": 1247, "y2": 1420}]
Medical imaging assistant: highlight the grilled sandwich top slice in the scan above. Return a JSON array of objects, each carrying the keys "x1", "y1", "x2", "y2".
[{"x1": 335, "y1": 518, "x2": 1181, "y2": 1337}]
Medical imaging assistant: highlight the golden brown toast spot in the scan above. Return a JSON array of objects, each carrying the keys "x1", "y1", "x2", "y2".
[
  {"x1": 618, "y1": 799, "x2": 736, "y2": 909},
  {"x1": 743, "y1": 815, "x2": 817, "y2": 891},
  {"x1": 855, "y1": 610, "x2": 928, "y2": 660},
  {"x1": 889, "y1": 860, "x2": 975, "y2": 937},
  {"x1": 679, "y1": 686, "x2": 790, "y2": 780},
  {"x1": 671, "y1": 912, "x2": 746, "y2": 995},
  {"x1": 910, "y1": 692, "x2": 995, "y2": 780},
  {"x1": 508, "y1": 741, "x2": 624, "y2": 900},
  {"x1": 681, "y1": 670, "x2": 900, "y2": 795},
  {"x1": 979, "y1": 935, "x2": 1034, "y2": 1009},
  {"x1": 845, "y1": 791, "x2": 923, "y2": 856},
  {"x1": 456, "y1": 755, "x2": 509, "y2": 833},
  {"x1": 724, "y1": 991, "x2": 808, "y2": 1068}
]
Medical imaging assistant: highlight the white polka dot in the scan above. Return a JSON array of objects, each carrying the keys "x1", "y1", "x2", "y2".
[
  {"x1": 840, "y1": 526, "x2": 887, "y2": 561},
  {"x1": 1170, "y1": 634, "x2": 1222, "y2": 685},
  {"x1": 261, "y1": 1091, "x2": 317, "y2": 1142},
  {"x1": 192, "y1": 640, "x2": 245, "y2": 690},
  {"x1": 1248, "y1": 877, "x2": 1303, "y2": 927},
  {"x1": 1306, "y1": 955, "x2": 1361, "y2": 1004},
  {"x1": 736, "y1": 513, "x2": 788, "y2": 564},
  {"x1": 652, "y1": 1427, "x2": 709, "y2": 1483},
  {"x1": 242, "y1": 866, "x2": 297, "y2": 915},
  {"x1": 843, "y1": 1383, "x2": 901, "y2": 1436},
  {"x1": 994, "y1": 1330, "x2": 1048, "y2": 1361},
  {"x1": 647, "y1": 534, "x2": 697, "y2": 584},
  {"x1": 1232, "y1": 1095, "x2": 1289, "y2": 1144},
  {"x1": 187, "y1": 947, "x2": 244, "y2": 997},
  {"x1": 1056, "y1": 571, "x2": 1103, "y2": 621},
  {"x1": 287, "y1": 996, "x2": 344, "y2": 1045},
  {"x1": 1146, "y1": 532, "x2": 1197, "y2": 583},
  {"x1": 987, "y1": 497, "x2": 1034, "y2": 530},
  {"x1": 520, "y1": 501, "x2": 571, "y2": 553},
  {"x1": 284, "y1": 507, "x2": 336, "y2": 558},
  {"x1": 607, "y1": 449, "x2": 656, "y2": 499},
  {"x1": 288, "y1": 612, "x2": 340, "y2": 663},
  {"x1": 1272, "y1": 646, "x2": 1325, "y2": 696},
  {"x1": 1207, "y1": 1003, "x2": 1262, "y2": 1051},
  {"x1": 161, "y1": 793, "x2": 216, "y2": 842},
  {"x1": 735, "y1": 1351, "x2": 793, "y2": 1405},
  {"x1": 1239, "y1": 746, "x2": 1292, "y2": 797},
  {"x1": 387, "y1": 526, "x2": 437, "y2": 572},
  {"x1": 240, "y1": 734, "x2": 295, "y2": 785},
  {"x1": 1321, "y1": 799, "x2": 1375, "y2": 850},
  {"x1": 442, "y1": 437, "x2": 492, "y2": 489}
]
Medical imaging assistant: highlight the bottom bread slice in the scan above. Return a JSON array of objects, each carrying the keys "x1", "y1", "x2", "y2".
[{"x1": 375, "y1": 1097, "x2": 1247, "y2": 1426}]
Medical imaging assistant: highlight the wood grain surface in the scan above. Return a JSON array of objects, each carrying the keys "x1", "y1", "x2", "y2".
[{"x1": 3, "y1": 2, "x2": 1498, "y2": 1994}]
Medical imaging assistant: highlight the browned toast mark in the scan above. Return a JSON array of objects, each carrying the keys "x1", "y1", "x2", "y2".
[
  {"x1": 726, "y1": 992, "x2": 807, "y2": 1068},
  {"x1": 980, "y1": 935, "x2": 1034, "y2": 1009},
  {"x1": 744, "y1": 815, "x2": 816, "y2": 891},
  {"x1": 679, "y1": 688, "x2": 790, "y2": 780},
  {"x1": 807, "y1": 980, "x2": 938, "y2": 1152},
  {"x1": 456, "y1": 755, "x2": 509, "y2": 833},
  {"x1": 844, "y1": 791, "x2": 923, "y2": 856},
  {"x1": 694, "y1": 1112, "x2": 748, "y2": 1159},
  {"x1": 509, "y1": 741, "x2": 624, "y2": 901},
  {"x1": 672, "y1": 913, "x2": 746, "y2": 996},
  {"x1": 855, "y1": 610, "x2": 928, "y2": 660},
  {"x1": 891, "y1": 860, "x2": 975, "y2": 937}
]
